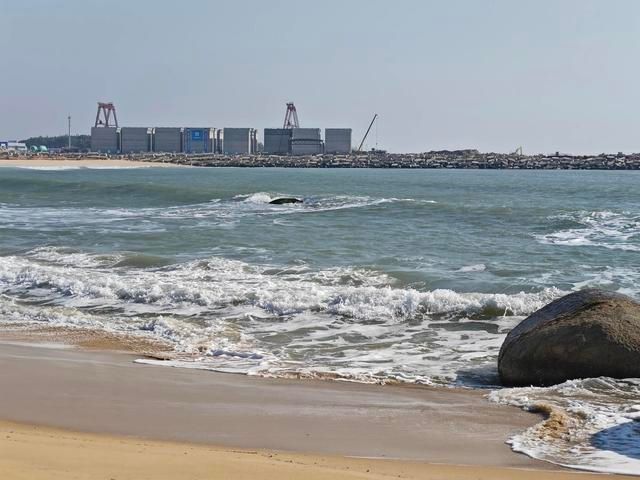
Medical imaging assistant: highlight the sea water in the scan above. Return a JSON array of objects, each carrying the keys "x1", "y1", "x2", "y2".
[{"x1": 0, "y1": 166, "x2": 638, "y2": 473}]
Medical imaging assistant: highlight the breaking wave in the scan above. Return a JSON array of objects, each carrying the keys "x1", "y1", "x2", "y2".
[
  {"x1": 537, "y1": 211, "x2": 640, "y2": 252},
  {"x1": 0, "y1": 247, "x2": 563, "y2": 385}
]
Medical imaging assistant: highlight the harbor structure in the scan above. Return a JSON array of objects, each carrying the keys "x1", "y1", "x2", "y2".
[
  {"x1": 120, "y1": 127, "x2": 151, "y2": 153},
  {"x1": 86, "y1": 100, "x2": 353, "y2": 155},
  {"x1": 1, "y1": 141, "x2": 28, "y2": 152},
  {"x1": 153, "y1": 127, "x2": 182, "y2": 153},
  {"x1": 91, "y1": 101, "x2": 120, "y2": 153},
  {"x1": 215, "y1": 129, "x2": 224, "y2": 153},
  {"x1": 263, "y1": 128, "x2": 291, "y2": 154},
  {"x1": 90, "y1": 127, "x2": 118, "y2": 153},
  {"x1": 222, "y1": 128, "x2": 255, "y2": 154},
  {"x1": 183, "y1": 128, "x2": 214, "y2": 153},
  {"x1": 291, "y1": 128, "x2": 323, "y2": 155},
  {"x1": 325, "y1": 128, "x2": 352, "y2": 154}
]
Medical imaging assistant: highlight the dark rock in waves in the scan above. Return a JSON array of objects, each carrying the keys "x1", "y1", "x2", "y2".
[{"x1": 498, "y1": 289, "x2": 640, "y2": 386}]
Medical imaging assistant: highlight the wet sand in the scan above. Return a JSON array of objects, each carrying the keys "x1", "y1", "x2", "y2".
[
  {"x1": 0, "y1": 342, "x2": 625, "y2": 479},
  {"x1": 3, "y1": 421, "x2": 630, "y2": 480}
]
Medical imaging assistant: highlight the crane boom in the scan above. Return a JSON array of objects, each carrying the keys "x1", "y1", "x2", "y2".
[{"x1": 358, "y1": 114, "x2": 378, "y2": 152}]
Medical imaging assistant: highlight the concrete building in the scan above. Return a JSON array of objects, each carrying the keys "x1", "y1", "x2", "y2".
[
  {"x1": 215, "y1": 129, "x2": 223, "y2": 153},
  {"x1": 5, "y1": 141, "x2": 27, "y2": 152},
  {"x1": 250, "y1": 129, "x2": 258, "y2": 154},
  {"x1": 184, "y1": 128, "x2": 214, "y2": 153},
  {"x1": 264, "y1": 128, "x2": 291, "y2": 154},
  {"x1": 90, "y1": 127, "x2": 119, "y2": 153},
  {"x1": 324, "y1": 128, "x2": 352, "y2": 154},
  {"x1": 153, "y1": 127, "x2": 182, "y2": 153},
  {"x1": 223, "y1": 128, "x2": 255, "y2": 155},
  {"x1": 291, "y1": 128, "x2": 323, "y2": 155},
  {"x1": 120, "y1": 127, "x2": 151, "y2": 154}
]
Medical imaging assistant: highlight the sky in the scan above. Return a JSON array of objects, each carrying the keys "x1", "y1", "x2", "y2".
[{"x1": 2, "y1": 0, "x2": 640, "y2": 154}]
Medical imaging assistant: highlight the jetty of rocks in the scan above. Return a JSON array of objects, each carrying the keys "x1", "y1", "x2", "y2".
[{"x1": 5, "y1": 150, "x2": 640, "y2": 169}]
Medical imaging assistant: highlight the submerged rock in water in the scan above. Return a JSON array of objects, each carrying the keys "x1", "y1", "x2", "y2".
[
  {"x1": 269, "y1": 197, "x2": 303, "y2": 205},
  {"x1": 498, "y1": 289, "x2": 640, "y2": 387}
]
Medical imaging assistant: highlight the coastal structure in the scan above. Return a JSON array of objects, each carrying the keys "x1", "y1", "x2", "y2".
[
  {"x1": 88, "y1": 100, "x2": 352, "y2": 155},
  {"x1": 90, "y1": 127, "x2": 118, "y2": 153},
  {"x1": 290, "y1": 128, "x2": 323, "y2": 155},
  {"x1": 183, "y1": 128, "x2": 215, "y2": 154},
  {"x1": 120, "y1": 127, "x2": 151, "y2": 154},
  {"x1": 0, "y1": 141, "x2": 28, "y2": 152},
  {"x1": 61, "y1": 150, "x2": 640, "y2": 170},
  {"x1": 222, "y1": 128, "x2": 256, "y2": 155},
  {"x1": 152, "y1": 127, "x2": 182, "y2": 153},
  {"x1": 325, "y1": 128, "x2": 352, "y2": 154},
  {"x1": 263, "y1": 128, "x2": 291, "y2": 154}
]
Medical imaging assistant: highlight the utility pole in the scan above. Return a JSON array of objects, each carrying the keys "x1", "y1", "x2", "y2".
[{"x1": 67, "y1": 115, "x2": 71, "y2": 149}]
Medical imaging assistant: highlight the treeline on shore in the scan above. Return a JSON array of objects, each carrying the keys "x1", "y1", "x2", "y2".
[{"x1": 21, "y1": 135, "x2": 91, "y2": 150}]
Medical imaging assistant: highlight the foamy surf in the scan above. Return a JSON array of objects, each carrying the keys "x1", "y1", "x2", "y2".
[
  {"x1": 0, "y1": 248, "x2": 564, "y2": 385},
  {"x1": 537, "y1": 211, "x2": 640, "y2": 252},
  {"x1": 489, "y1": 378, "x2": 640, "y2": 475}
]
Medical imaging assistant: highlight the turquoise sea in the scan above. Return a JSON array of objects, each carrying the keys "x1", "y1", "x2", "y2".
[{"x1": 0, "y1": 166, "x2": 638, "y2": 473}]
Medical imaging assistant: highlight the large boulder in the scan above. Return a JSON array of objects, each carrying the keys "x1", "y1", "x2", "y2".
[{"x1": 498, "y1": 289, "x2": 640, "y2": 387}]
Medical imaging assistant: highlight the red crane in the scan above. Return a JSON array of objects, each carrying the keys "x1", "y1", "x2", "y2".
[
  {"x1": 95, "y1": 102, "x2": 118, "y2": 128},
  {"x1": 282, "y1": 102, "x2": 299, "y2": 129}
]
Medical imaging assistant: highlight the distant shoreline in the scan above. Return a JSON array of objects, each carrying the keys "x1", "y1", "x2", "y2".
[
  {"x1": 2, "y1": 151, "x2": 640, "y2": 169},
  {"x1": 0, "y1": 157, "x2": 188, "y2": 169}
]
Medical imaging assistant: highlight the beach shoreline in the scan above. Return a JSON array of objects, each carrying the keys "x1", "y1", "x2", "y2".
[
  {"x1": 0, "y1": 157, "x2": 186, "y2": 168},
  {"x1": 1, "y1": 341, "x2": 628, "y2": 479},
  {"x1": 3, "y1": 421, "x2": 628, "y2": 480}
]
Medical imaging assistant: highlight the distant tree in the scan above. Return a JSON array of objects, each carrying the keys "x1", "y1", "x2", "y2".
[{"x1": 21, "y1": 135, "x2": 91, "y2": 150}]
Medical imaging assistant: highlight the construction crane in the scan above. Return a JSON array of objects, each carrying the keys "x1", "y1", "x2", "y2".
[
  {"x1": 357, "y1": 114, "x2": 378, "y2": 152},
  {"x1": 95, "y1": 102, "x2": 118, "y2": 128},
  {"x1": 283, "y1": 102, "x2": 299, "y2": 129}
]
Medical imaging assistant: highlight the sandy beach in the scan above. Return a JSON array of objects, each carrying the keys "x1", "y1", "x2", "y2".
[
  {"x1": 0, "y1": 157, "x2": 184, "y2": 168},
  {"x1": 0, "y1": 342, "x2": 631, "y2": 479},
  {"x1": 1, "y1": 421, "x2": 626, "y2": 480}
]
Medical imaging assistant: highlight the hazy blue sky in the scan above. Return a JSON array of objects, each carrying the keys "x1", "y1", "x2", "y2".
[{"x1": 2, "y1": 0, "x2": 639, "y2": 153}]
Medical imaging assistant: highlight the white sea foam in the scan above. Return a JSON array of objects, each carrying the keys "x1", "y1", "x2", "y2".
[
  {"x1": 489, "y1": 378, "x2": 640, "y2": 475},
  {"x1": 457, "y1": 263, "x2": 486, "y2": 273},
  {"x1": 0, "y1": 248, "x2": 564, "y2": 384},
  {"x1": 537, "y1": 211, "x2": 640, "y2": 252},
  {"x1": 0, "y1": 193, "x2": 406, "y2": 232}
]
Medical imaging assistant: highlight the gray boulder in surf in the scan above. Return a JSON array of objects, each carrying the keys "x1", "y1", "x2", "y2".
[{"x1": 498, "y1": 289, "x2": 640, "y2": 387}]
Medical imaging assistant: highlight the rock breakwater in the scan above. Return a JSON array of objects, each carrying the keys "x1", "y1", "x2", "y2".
[{"x1": 5, "y1": 149, "x2": 640, "y2": 169}]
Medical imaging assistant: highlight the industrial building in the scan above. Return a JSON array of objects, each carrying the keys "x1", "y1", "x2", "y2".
[
  {"x1": 215, "y1": 130, "x2": 224, "y2": 154},
  {"x1": 290, "y1": 128, "x2": 323, "y2": 155},
  {"x1": 183, "y1": 128, "x2": 214, "y2": 154},
  {"x1": 222, "y1": 128, "x2": 256, "y2": 155},
  {"x1": 324, "y1": 128, "x2": 352, "y2": 154},
  {"x1": 120, "y1": 127, "x2": 151, "y2": 153},
  {"x1": 264, "y1": 129, "x2": 291, "y2": 154},
  {"x1": 1, "y1": 141, "x2": 27, "y2": 152},
  {"x1": 153, "y1": 127, "x2": 182, "y2": 153},
  {"x1": 90, "y1": 127, "x2": 118, "y2": 153},
  {"x1": 87, "y1": 101, "x2": 352, "y2": 156}
]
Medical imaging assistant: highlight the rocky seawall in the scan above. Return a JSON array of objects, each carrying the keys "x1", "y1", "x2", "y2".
[{"x1": 5, "y1": 149, "x2": 640, "y2": 169}]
